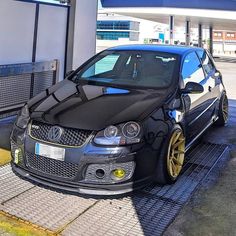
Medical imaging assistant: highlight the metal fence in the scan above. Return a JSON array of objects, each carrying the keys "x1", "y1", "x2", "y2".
[{"x1": 0, "y1": 60, "x2": 58, "y2": 119}]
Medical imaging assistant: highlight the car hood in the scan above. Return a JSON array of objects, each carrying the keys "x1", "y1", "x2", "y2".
[{"x1": 28, "y1": 79, "x2": 173, "y2": 131}]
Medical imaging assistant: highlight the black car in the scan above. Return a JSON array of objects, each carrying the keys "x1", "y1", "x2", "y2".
[{"x1": 11, "y1": 45, "x2": 228, "y2": 195}]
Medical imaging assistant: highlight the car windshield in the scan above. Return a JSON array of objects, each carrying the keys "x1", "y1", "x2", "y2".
[{"x1": 71, "y1": 50, "x2": 179, "y2": 89}]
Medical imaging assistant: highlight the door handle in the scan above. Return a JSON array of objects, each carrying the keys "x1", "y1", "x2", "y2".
[{"x1": 208, "y1": 86, "x2": 212, "y2": 92}]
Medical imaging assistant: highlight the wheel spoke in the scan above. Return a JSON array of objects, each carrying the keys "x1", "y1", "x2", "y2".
[
  {"x1": 223, "y1": 109, "x2": 228, "y2": 121},
  {"x1": 173, "y1": 149, "x2": 185, "y2": 155},
  {"x1": 171, "y1": 160, "x2": 177, "y2": 176},
  {"x1": 172, "y1": 138, "x2": 185, "y2": 149},
  {"x1": 172, "y1": 157, "x2": 183, "y2": 166},
  {"x1": 169, "y1": 160, "x2": 174, "y2": 176},
  {"x1": 172, "y1": 132, "x2": 181, "y2": 144},
  {"x1": 222, "y1": 95, "x2": 228, "y2": 122}
]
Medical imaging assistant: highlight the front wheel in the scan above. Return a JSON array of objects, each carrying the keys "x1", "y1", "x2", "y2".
[
  {"x1": 154, "y1": 124, "x2": 186, "y2": 185},
  {"x1": 215, "y1": 92, "x2": 229, "y2": 126}
]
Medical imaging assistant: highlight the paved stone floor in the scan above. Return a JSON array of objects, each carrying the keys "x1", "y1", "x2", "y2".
[{"x1": 0, "y1": 144, "x2": 228, "y2": 236}]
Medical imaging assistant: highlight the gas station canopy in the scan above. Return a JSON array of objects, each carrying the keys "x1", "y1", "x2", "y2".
[{"x1": 101, "y1": 0, "x2": 236, "y2": 30}]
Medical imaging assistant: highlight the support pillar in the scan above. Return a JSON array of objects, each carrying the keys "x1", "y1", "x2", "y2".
[
  {"x1": 66, "y1": 0, "x2": 98, "y2": 71},
  {"x1": 198, "y1": 24, "x2": 202, "y2": 48},
  {"x1": 209, "y1": 26, "x2": 213, "y2": 55},
  {"x1": 169, "y1": 16, "x2": 174, "y2": 45},
  {"x1": 186, "y1": 20, "x2": 191, "y2": 46}
]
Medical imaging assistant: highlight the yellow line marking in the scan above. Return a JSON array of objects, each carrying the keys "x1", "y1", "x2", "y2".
[
  {"x1": 0, "y1": 149, "x2": 11, "y2": 166},
  {"x1": 0, "y1": 211, "x2": 56, "y2": 236}
]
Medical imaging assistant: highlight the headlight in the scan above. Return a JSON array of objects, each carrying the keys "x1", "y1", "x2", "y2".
[
  {"x1": 94, "y1": 122, "x2": 142, "y2": 146},
  {"x1": 122, "y1": 122, "x2": 140, "y2": 139},
  {"x1": 104, "y1": 126, "x2": 118, "y2": 138},
  {"x1": 15, "y1": 105, "x2": 30, "y2": 129}
]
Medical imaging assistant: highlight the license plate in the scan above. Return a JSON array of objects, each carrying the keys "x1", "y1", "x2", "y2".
[{"x1": 35, "y1": 143, "x2": 65, "y2": 161}]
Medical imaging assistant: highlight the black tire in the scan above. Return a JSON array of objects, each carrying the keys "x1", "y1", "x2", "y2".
[
  {"x1": 154, "y1": 124, "x2": 185, "y2": 185},
  {"x1": 215, "y1": 92, "x2": 229, "y2": 126}
]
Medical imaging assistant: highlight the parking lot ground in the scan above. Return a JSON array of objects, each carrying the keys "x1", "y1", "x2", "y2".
[
  {"x1": 0, "y1": 60, "x2": 235, "y2": 236},
  {"x1": 165, "y1": 148, "x2": 236, "y2": 236}
]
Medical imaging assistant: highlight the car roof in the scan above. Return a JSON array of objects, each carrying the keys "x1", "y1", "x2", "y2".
[{"x1": 107, "y1": 44, "x2": 203, "y2": 55}]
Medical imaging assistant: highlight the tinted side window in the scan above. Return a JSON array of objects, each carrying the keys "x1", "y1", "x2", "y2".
[
  {"x1": 182, "y1": 52, "x2": 205, "y2": 84},
  {"x1": 197, "y1": 50, "x2": 215, "y2": 74}
]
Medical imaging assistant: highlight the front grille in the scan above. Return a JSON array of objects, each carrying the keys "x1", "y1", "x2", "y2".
[
  {"x1": 26, "y1": 152, "x2": 80, "y2": 179},
  {"x1": 29, "y1": 120, "x2": 92, "y2": 147}
]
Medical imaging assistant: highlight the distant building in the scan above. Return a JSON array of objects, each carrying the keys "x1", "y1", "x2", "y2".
[
  {"x1": 96, "y1": 12, "x2": 168, "y2": 52},
  {"x1": 97, "y1": 20, "x2": 140, "y2": 41},
  {"x1": 213, "y1": 31, "x2": 236, "y2": 55},
  {"x1": 96, "y1": 13, "x2": 141, "y2": 52}
]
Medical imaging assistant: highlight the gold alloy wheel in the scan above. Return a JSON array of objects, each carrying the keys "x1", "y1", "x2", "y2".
[
  {"x1": 166, "y1": 129, "x2": 185, "y2": 178},
  {"x1": 222, "y1": 95, "x2": 229, "y2": 123}
]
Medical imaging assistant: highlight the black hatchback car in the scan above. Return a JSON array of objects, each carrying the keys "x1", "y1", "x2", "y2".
[{"x1": 11, "y1": 45, "x2": 228, "y2": 195}]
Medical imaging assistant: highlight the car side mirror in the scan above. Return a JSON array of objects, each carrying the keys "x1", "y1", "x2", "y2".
[
  {"x1": 181, "y1": 82, "x2": 204, "y2": 94},
  {"x1": 65, "y1": 70, "x2": 74, "y2": 77}
]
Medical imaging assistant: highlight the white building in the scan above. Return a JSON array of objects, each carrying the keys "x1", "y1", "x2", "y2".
[{"x1": 97, "y1": 12, "x2": 167, "y2": 52}]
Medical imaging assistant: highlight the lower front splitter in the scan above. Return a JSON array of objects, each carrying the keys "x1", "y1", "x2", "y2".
[{"x1": 11, "y1": 163, "x2": 152, "y2": 196}]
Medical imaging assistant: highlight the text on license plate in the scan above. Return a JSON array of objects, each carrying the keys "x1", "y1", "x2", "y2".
[{"x1": 35, "y1": 143, "x2": 65, "y2": 161}]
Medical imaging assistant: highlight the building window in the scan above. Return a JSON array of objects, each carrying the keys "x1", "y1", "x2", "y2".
[
  {"x1": 226, "y1": 32, "x2": 235, "y2": 38},
  {"x1": 96, "y1": 20, "x2": 140, "y2": 41},
  {"x1": 97, "y1": 21, "x2": 131, "y2": 30},
  {"x1": 97, "y1": 31, "x2": 130, "y2": 40},
  {"x1": 214, "y1": 32, "x2": 222, "y2": 37}
]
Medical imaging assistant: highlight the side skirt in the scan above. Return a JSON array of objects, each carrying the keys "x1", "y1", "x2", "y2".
[{"x1": 185, "y1": 116, "x2": 218, "y2": 152}]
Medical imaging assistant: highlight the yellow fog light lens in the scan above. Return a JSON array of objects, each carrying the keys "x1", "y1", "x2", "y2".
[
  {"x1": 14, "y1": 149, "x2": 21, "y2": 164},
  {"x1": 112, "y1": 169, "x2": 126, "y2": 180}
]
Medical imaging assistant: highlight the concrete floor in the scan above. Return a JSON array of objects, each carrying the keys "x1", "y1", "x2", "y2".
[{"x1": 165, "y1": 61, "x2": 236, "y2": 236}]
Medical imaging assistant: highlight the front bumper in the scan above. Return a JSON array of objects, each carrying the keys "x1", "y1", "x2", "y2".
[
  {"x1": 11, "y1": 129, "x2": 156, "y2": 196},
  {"x1": 11, "y1": 163, "x2": 152, "y2": 195}
]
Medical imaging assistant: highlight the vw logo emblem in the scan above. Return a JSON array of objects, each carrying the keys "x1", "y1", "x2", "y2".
[{"x1": 48, "y1": 126, "x2": 64, "y2": 142}]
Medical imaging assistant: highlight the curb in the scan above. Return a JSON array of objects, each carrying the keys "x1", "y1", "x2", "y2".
[
  {"x1": 0, "y1": 149, "x2": 11, "y2": 166},
  {"x1": 0, "y1": 211, "x2": 56, "y2": 236}
]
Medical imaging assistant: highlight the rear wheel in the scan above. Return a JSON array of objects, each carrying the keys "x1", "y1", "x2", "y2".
[
  {"x1": 215, "y1": 93, "x2": 229, "y2": 126},
  {"x1": 154, "y1": 124, "x2": 186, "y2": 185}
]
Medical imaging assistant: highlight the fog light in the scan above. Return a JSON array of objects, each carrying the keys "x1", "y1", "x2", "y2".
[
  {"x1": 112, "y1": 168, "x2": 126, "y2": 180},
  {"x1": 95, "y1": 169, "x2": 105, "y2": 179},
  {"x1": 14, "y1": 148, "x2": 22, "y2": 164}
]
